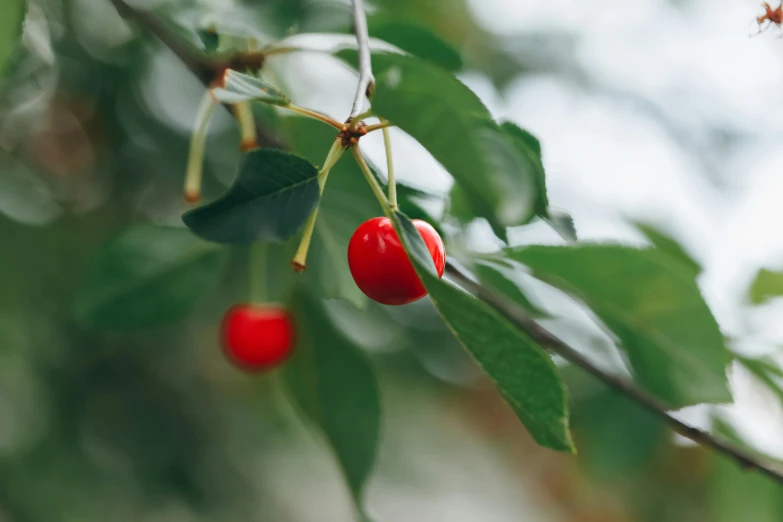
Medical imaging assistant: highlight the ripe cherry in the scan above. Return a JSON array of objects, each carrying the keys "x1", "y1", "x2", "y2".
[
  {"x1": 221, "y1": 304, "x2": 295, "y2": 371},
  {"x1": 348, "y1": 217, "x2": 446, "y2": 305}
]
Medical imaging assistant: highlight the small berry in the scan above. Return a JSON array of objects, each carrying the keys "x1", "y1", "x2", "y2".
[
  {"x1": 347, "y1": 217, "x2": 446, "y2": 305},
  {"x1": 221, "y1": 304, "x2": 295, "y2": 371}
]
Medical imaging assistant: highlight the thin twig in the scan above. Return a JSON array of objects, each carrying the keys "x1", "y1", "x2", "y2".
[
  {"x1": 109, "y1": 0, "x2": 783, "y2": 485},
  {"x1": 364, "y1": 121, "x2": 392, "y2": 133},
  {"x1": 444, "y1": 262, "x2": 783, "y2": 485},
  {"x1": 107, "y1": 0, "x2": 283, "y2": 149},
  {"x1": 349, "y1": 0, "x2": 375, "y2": 120},
  {"x1": 286, "y1": 104, "x2": 343, "y2": 130}
]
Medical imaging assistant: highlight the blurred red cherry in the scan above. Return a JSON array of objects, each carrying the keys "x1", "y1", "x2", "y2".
[{"x1": 221, "y1": 304, "x2": 295, "y2": 371}]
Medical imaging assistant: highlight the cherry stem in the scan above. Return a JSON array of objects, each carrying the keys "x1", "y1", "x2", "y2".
[
  {"x1": 249, "y1": 241, "x2": 267, "y2": 303},
  {"x1": 348, "y1": 110, "x2": 372, "y2": 130},
  {"x1": 381, "y1": 123, "x2": 397, "y2": 211},
  {"x1": 184, "y1": 90, "x2": 217, "y2": 203},
  {"x1": 232, "y1": 101, "x2": 258, "y2": 151},
  {"x1": 352, "y1": 145, "x2": 391, "y2": 216},
  {"x1": 285, "y1": 104, "x2": 343, "y2": 130},
  {"x1": 364, "y1": 121, "x2": 392, "y2": 133},
  {"x1": 291, "y1": 140, "x2": 346, "y2": 271}
]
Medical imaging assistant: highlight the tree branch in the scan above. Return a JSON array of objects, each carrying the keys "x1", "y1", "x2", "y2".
[
  {"x1": 348, "y1": 0, "x2": 375, "y2": 120},
  {"x1": 108, "y1": 0, "x2": 281, "y2": 148},
  {"x1": 444, "y1": 262, "x2": 783, "y2": 485},
  {"x1": 108, "y1": 0, "x2": 783, "y2": 485}
]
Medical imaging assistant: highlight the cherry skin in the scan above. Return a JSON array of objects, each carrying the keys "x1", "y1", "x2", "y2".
[
  {"x1": 221, "y1": 304, "x2": 295, "y2": 371},
  {"x1": 348, "y1": 217, "x2": 446, "y2": 305}
]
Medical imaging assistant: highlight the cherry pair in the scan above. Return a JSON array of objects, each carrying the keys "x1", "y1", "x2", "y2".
[{"x1": 221, "y1": 216, "x2": 445, "y2": 371}]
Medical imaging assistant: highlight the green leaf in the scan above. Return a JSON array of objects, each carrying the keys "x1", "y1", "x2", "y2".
[
  {"x1": 570, "y1": 372, "x2": 664, "y2": 480},
  {"x1": 73, "y1": 224, "x2": 228, "y2": 330},
  {"x1": 749, "y1": 268, "x2": 783, "y2": 305},
  {"x1": 338, "y1": 51, "x2": 536, "y2": 240},
  {"x1": 0, "y1": 0, "x2": 25, "y2": 79},
  {"x1": 195, "y1": 29, "x2": 220, "y2": 53},
  {"x1": 284, "y1": 290, "x2": 381, "y2": 510},
  {"x1": 284, "y1": 117, "x2": 377, "y2": 309},
  {"x1": 509, "y1": 245, "x2": 731, "y2": 407},
  {"x1": 368, "y1": 18, "x2": 463, "y2": 72},
  {"x1": 502, "y1": 122, "x2": 542, "y2": 157},
  {"x1": 737, "y1": 355, "x2": 783, "y2": 403},
  {"x1": 635, "y1": 222, "x2": 700, "y2": 275},
  {"x1": 210, "y1": 69, "x2": 290, "y2": 106},
  {"x1": 182, "y1": 149, "x2": 320, "y2": 244},
  {"x1": 0, "y1": 153, "x2": 61, "y2": 225},
  {"x1": 391, "y1": 211, "x2": 574, "y2": 452},
  {"x1": 395, "y1": 183, "x2": 446, "y2": 239},
  {"x1": 500, "y1": 121, "x2": 548, "y2": 217},
  {"x1": 709, "y1": 420, "x2": 783, "y2": 522},
  {"x1": 473, "y1": 259, "x2": 550, "y2": 318},
  {"x1": 545, "y1": 210, "x2": 577, "y2": 243}
]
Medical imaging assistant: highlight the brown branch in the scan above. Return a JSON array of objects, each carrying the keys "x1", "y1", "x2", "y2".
[
  {"x1": 444, "y1": 262, "x2": 783, "y2": 485},
  {"x1": 108, "y1": 0, "x2": 282, "y2": 148},
  {"x1": 109, "y1": 0, "x2": 783, "y2": 486}
]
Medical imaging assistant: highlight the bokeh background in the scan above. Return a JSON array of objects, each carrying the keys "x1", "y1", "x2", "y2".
[{"x1": 2, "y1": 0, "x2": 783, "y2": 520}]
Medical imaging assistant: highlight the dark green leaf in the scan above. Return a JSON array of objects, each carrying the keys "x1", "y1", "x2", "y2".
[
  {"x1": 195, "y1": 29, "x2": 220, "y2": 53},
  {"x1": 749, "y1": 268, "x2": 783, "y2": 305},
  {"x1": 635, "y1": 222, "x2": 700, "y2": 275},
  {"x1": 509, "y1": 245, "x2": 731, "y2": 407},
  {"x1": 338, "y1": 51, "x2": 536, "y2": 240},
  {"x1": 211, "y1": 69, "x2": 290, "y2": 105},
  {"x1": 284, "y1": 290, "x2": 381, "y2": 509},
  {"x1": 391, "y1": 211, "x2": 574, "y2": 452},
  {"x1": 183, "y1": 149, "x2": 320, "y2": 244},
  {"x1": 0, "y1": 0, "x2": 25, "y2": 79},
  {"x1": 473, "y1": 259, "x2": 550, "y2": 318},
  {"x1": 500, "y1": 121, "x2": 548, "y2": 217},
  {"x1": 283, "y1": 117, "x2": 377, "y2": 308},
  {"x1": 73, "y1": 224, "x2": 228, "y2": 330},
  {"x1": 368, "y1": 18, "x2": 463, "y2": 72}
]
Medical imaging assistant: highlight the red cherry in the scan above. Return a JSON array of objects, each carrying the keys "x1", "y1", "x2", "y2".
[
  {"x1": 221, "y1": 304, "x2": 295, "y2": 371},
  {"x1": 347, "y1": 217, "x2": 446, "y2": 305}
]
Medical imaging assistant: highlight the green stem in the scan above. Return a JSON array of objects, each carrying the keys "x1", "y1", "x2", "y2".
[
  {"x1": 291, "y1": 140, "x2": 346, "y2": 271},
  {"x1": 249, "y1": 242, "x2": 268, "y2": 303},
  {"x1": 364, "y1": 121, "x2": 391, "y2": 133},
  {"x1": 382, "y1": 124, "x2": 397, "y2": 211},
  {"x1": 184, "y1": 90, "x2": 217, "y2": 202},
  {"x1": 232, "y1": 101, "x2": 258, "y2": 151},
  {"x1": 285, "y1": 104, "x2": 343, "y2": 130},
  {"x1": 352, "y1": 145, "x2": 391, "y2": 216},
  {"x1": 349, "y1": 110, "x2": 372, "y2": 129}
]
